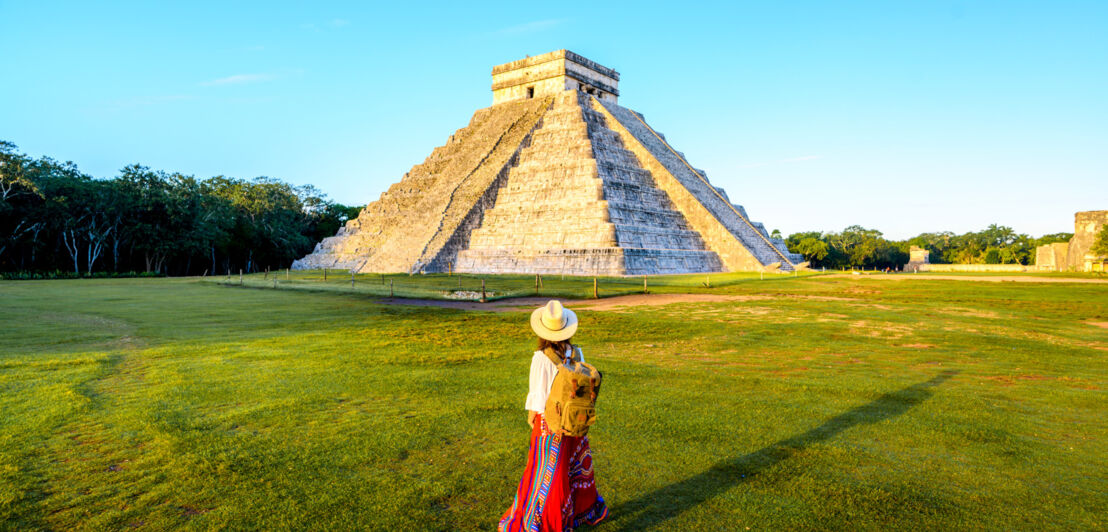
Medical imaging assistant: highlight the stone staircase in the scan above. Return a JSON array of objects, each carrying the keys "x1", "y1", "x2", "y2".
[
  {"x1": 292, "y1": 97, "x2": 550, "y2": 272},
  {"x1": 595, "y1": 99, "x2": 802, "y2": 271},
  {"x1": 454, "y1": 92, "x2": 721, "y2": 275},
  {"x1": 295, "y1": 90, "x2": 800, "y2": 275}
]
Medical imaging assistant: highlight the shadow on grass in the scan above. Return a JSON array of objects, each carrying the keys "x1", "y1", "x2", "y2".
[{"x1": 608, "y1": 370, "x2": 958, "y2": 531}]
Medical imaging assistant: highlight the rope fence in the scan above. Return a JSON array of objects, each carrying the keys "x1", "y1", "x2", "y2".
[{"x1": 203, "y1": 268, "x2": 823, "y2": 302}]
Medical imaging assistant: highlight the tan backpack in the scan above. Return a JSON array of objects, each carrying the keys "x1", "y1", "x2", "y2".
[{"x1": 543, "y1": 346, "x2": 602, "y2": 437}]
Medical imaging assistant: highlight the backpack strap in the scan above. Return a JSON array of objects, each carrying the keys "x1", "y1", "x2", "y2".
[
  {"x1": 542, "y1": 346, "x2": 563, "y2": 367},
  {"x1": 542, "y1": 344, "x2": 581, "y2": 366}
]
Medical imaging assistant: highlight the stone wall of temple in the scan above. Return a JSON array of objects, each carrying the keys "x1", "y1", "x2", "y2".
[
  {"x1": 295, "y1": 51, "x2": 800, "y2": 275},
  {"x1": 492, "y1": 50, "x2": 619, "y2": 105},
  {"x1": 454, "y1": 91, "x2": 721, "y2": 275},
  {"x1": 1032, "y1": 210, "x2": 1107, "y2": 272},
  {"x1": 1034, "y1": 242, "x2": 1069, "y2": 271},
  {"x1": 292, "y1": 97, "x2": 550, "y2": 272},
  {"x1": 1066, "y1": 210, "x2": 1108, "y2": 271},
  {"x1": 594, "y1": 98, "x2": 803, "y2": 271}
]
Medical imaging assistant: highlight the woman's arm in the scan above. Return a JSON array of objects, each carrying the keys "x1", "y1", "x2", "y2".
[{"x1": 528, "y1": 410, "x2": 537, "y2": 428}]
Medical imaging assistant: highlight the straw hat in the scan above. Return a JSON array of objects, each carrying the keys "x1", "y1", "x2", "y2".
[{"x1": 530, "y1": 300, "x2": 578, "y2": 341}]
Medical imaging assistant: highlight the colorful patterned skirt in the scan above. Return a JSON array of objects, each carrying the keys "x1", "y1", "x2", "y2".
[{"x1": 498, "y1": 414, "x2": 608, "y2": 532}]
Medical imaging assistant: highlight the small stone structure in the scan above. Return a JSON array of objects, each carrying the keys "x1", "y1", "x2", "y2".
[
  {"x1": 492, "y1": 50, "x2": 619, "y2": 105},
  {"x1": 294, "y1": 50, "x2": 803, "y2": 275},
  {"x1": 905, "y1": 246, "x2": 929, "y2": 272},
  {"x1": 1034, "y1": 210, "x2": 1108, "y2": 272}
]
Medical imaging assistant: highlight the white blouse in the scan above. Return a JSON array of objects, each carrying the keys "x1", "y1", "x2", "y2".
[{"x1": 525, "y1": 347, "x2": 585, "y2": 413}]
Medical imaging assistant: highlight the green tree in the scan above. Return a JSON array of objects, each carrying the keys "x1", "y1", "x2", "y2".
[
  {"x1": 1092, "y1": 225, "x2": 1108, "y2": 256},
  {"x1": 786, "y1": 231, "x2": 830, "y2": 266},
  {"x1": 0, "y1": 142, "x2": 44, "y2": 266},
  {"x1": 907, "y1": 232, "x2": 955, "y2": 264},
  {"x1": 1032, "y1": 232, "x2": 1072, "y2": 247}
]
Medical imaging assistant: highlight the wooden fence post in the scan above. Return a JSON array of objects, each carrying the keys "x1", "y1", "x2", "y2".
[
  {"x1": 593, "y1": 277, "x2": 598, "y2": 299},
  {"x1": 535, "y1": 273, "x2": 540, "y2": 295},
  {"x1": 239, "y1": 269, "x2": 243, "y2": 286},
  {"x1": 706, "y1": 274, "x2": 711, "y2": 288},
  {"x1": 351, "y1": 270, "x2": 355, "y2": 288},
  {"x1": 324, "y1": 268, "x2": 328, "y2": 281},
  {"x1": 481, "y1": 279, "x2": 486, "y2": 303},
  {"x1": 643, "y1": 275, "x2": 648, "y2": 294},
  {"x1": 390, "y1": 279, "x2": 394, "y2": 297},
  {"x1": 286, "y1": 268, "x2": 290, "y2": 280}
]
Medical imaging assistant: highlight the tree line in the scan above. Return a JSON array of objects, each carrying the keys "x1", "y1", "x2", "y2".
[
  {"x1": 783, "y1": 224, "x2": 1073, "y2": 270},
  {"x1": 2, "y1": 139, "x2": 1087, "y2": 277},
  {"x1": 0, "y1": 141, "x2": 361, "y2": 276}
]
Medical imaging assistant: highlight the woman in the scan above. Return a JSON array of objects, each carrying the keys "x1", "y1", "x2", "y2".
[{"x1": 498, "y1": 300, "x2": 608, "y2": 532}]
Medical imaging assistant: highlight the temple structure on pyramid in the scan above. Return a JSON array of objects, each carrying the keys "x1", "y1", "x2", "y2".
[{"x1": 293, "y1": 50, "x2": 804, "y2": 275}]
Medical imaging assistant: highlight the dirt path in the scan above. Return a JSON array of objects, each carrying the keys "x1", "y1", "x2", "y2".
[
  {"x1": 828, "y1": 274, "x2": 1108, "y2": 284},
  {"x1": 376, "y1": 274, "x2": 1107, "y2": 312},
  {"x1": 376, "y1": 293, "x2": 772, "y2": 312}
]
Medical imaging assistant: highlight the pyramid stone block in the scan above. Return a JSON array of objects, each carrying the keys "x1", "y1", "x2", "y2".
[{"x1": 294, "y1": 50, "x2": 802, "y2": 274}]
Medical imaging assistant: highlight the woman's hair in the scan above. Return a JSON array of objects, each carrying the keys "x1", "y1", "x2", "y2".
[{"x1": 537, "y1": 337, "x2": 573, "y2": 355}]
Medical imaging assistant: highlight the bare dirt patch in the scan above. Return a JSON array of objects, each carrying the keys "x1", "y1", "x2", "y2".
[
  {"x1": 901, "y1": 343, "x2": 935, "y2": 349},
  {"x1": 849, "y1": 320, "x2": 913, "y2": 339},
  {"x1": 375, "y1": 292, "x2": 888, "y2": 313},
  {"x1": 945, "y1": 307, "x2": 1000, "y2": 319},
  {"x1": 1087, "y1": 321, "x2": 1108, "y2": 329}
]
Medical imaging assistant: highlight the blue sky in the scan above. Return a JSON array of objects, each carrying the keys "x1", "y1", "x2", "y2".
[{"x1": 2, "y1": 1, "x2": 1105, "y2": 239}]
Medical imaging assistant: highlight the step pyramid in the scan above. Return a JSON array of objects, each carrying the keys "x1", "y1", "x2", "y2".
[{"x1": 294, "y1": 50, "x2": 804, "y2": 275}]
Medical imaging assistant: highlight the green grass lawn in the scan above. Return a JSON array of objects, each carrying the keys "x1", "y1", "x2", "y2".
[{"x1": 1, "y1": 276, "x2": 1105, "y2": 530}]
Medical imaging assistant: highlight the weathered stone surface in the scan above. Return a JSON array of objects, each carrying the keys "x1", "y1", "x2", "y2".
[
  {"x1": 1033, "y1": 210, "x2": 1107, "y2": 272},
  {"x1": 294, "y1": 51, "x2": 800, "y2": 275},
  {"x1": 492, "y1": 50, "x2": 619, "y2": 105},
  {"x1": 1067, "y1": 211, "x2": 1108, "y2": 271},
  {"x1": 454, "y1": 92, "x2": 721, "y2": 275},
  {"x1": 905, "y1": 245, "x2": 930, "y2": 272},
  {"x1": 292, "y1": 97, "x2": 550, "y2": 272},
  {"x1": 1035, "y1": 242, "x2": 1069, "y2": 271},
  {"x1": 594, "y1": 99, "x2": 803, "y2": 270}
]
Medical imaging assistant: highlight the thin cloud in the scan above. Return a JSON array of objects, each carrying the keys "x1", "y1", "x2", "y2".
[
  {"x1": 200, "y1": 73, "x2": 276, "y2": 87},
  {"x1": 330, "y1": 18, "x2": 349, "y2": 27},
  {"x1": 489, "y1": 18, "x2": 567, "y2": 36}
]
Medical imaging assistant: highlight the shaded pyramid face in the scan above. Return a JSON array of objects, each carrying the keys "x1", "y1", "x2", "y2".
[{"x1": 294, "y1": 59, "x2": 801, "y2": 275}]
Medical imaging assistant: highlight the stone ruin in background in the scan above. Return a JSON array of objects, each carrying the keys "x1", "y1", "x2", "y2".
[
  {"x1": 1035, "y1": 210, "x2": 1108, "y2": 272},
  {"x1": 905, "y1": 246, "x2": 930, "y2": 273},
  {"x1": 293, "y1": 50, "x2": 804, "y2": 275}
]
